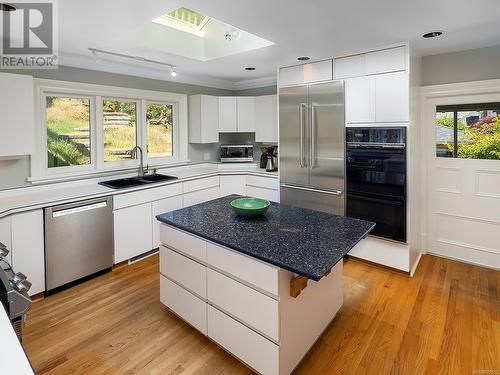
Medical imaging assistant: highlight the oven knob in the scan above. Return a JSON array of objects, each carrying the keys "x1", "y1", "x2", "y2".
[
  {"x1": 10, "y1": 272, "x2": 27, "y2": 284},
  {"x1": 0, "y1": 244, "x2": 9, "y2": 259},
  {"x1": 13, "y1": 279, "x2": 32, "y2": 293}
]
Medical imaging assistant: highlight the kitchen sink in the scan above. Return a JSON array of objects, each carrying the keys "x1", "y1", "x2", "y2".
[{"x1": 98, "y1": 174, "x2": 178, "y2": 189}]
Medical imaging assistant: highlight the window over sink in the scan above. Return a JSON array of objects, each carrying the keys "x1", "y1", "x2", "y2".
[{"x1": 34, "y1": 80, "x2": 187, "y2": 181}]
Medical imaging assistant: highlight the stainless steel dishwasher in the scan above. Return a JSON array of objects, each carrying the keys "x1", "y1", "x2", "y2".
[{"x1": 44, "y1": 196, "x2": 114, "y2": 292}]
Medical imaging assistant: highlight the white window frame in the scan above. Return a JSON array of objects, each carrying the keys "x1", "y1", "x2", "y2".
[
  {"x1": 31, "y1": 79, "x2": 188, "y2": 182},
  {"x1": 144, "y1": 100, "x2": 179, "y2": 166},
  {"x1": 42, "y1": 92, "x2": 96, "y2": 176},
  {"x1": 100, "y1": 96, "x2": 141, "y2": 170}
]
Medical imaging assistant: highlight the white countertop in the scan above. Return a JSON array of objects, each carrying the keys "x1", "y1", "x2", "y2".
[
  {"x1": 0, "y1": 307, "x2": 34, "y2": 374},
  {"x1": 0, "y1": 163, "x2": 279, "y2": 218}
]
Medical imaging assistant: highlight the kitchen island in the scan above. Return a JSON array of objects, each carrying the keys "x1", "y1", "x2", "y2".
[{"x1": 156, "y1": 195, "x2": 374, "y2": 375}]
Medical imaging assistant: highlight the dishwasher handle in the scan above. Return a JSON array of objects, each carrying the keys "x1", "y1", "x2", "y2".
[{"x1": 48, "y1": 197, "x2": 112, "y2": 218}]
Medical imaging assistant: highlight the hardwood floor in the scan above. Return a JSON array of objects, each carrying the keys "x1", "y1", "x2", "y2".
[{"x1": 23, "y1": 254, "x2": 499, "y2": 375}]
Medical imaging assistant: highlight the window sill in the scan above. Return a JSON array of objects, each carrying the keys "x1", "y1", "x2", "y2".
[{"x1": 28, "y1": 159, "x2": 189, "y2": 185}]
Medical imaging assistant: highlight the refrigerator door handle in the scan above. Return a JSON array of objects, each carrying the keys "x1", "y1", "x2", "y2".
[
  {"x1": 299, "y1": 103, "x2": 306, "y2": 168},
  {"x1": 281, "y1": 183, "x2": 343, "y2": 196},
  {"x1": 310, "y1": 103, "x2": 317, "y2": 169}
]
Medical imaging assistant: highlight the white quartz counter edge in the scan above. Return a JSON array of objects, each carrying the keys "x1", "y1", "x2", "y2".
[
  {"x1": 0, "y1": 165, "x2": 279, "y2": 218},
  {"x1": 0, "y1": 307, "x2": 34, "y2": 374}
]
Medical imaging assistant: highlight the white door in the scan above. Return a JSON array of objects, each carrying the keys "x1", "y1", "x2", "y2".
[{"x1": 423, "y1": 85, "x2": 500, "y2": 270}]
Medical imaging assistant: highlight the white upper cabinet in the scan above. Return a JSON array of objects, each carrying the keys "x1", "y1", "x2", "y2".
[
  {"x1": 237, "y1": 97, "x2": 255, "y2": 132},
  {"x1": 346, "y1": 72, "x2": 409, "y2": 124},
  {"x1": 0, "y1": 72, "x2": 34, "y2": 158},
  {"x1": 219, "y1": 97, "x2": 238, "y2": 132},
  {"x1": 334, "y1": 45, "x2": 407, "y2": 80},
  {"x1": 365, "y1": 46, "x2": 406, "y2": 75},
  {"x1": 334, "y1": 54, "x2": 366, "y2": 79},
  {"x1": 279, "y1": 60, "x2": 333, "y2": 87},
  {"x1": 375, "y1": 72, "x2": 409, "y2": 123},
  {"x1": 189, "y1": 95, "x2": 219, "y2": 144},
  {"x1": 255, "y1": 95, "x2": 277, "y2": 143},
  {"x1": 345, "y1": 76, "x2": 376, "y2": 123}
]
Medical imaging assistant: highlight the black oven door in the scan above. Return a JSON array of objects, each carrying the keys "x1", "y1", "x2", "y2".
[
  {"x1": 346, "y1": 147, "x2": 406, "y2": 198},
  {"x1": 347, "y1": 192, "x2": 406, "y2": 242}
]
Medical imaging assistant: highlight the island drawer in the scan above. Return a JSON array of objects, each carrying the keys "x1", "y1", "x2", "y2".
[
  {"x1": 113, "y1": 183, "x2": 183, "y2": 210},
  {"x1": 183, "y1": 176, "x2": 219, "y2": 193},
  {"x1": 160, "y1": 246, "x2": 206, "y2": 299},
  {"x1": 208, "y1": 305, "x2": 279, "y2": 375},
  {"x1": 160, "y1": 224, "x2": 207, "y2": 262},
  {"x1": 160, "y1": 276, "x2": 207, "y2": 335},
  {"x1": 207, "y1": 268, "x2": 279, "y2": 341},
  {"x1": 246, "y1": 175, "x2": 279, "y2": 190},
  {"x1": 206, "y1": 242, "x2": 279, "y2": 296}
]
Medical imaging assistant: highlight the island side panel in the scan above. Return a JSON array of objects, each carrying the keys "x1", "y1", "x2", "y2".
[{"x1": 278, "y1": 261, "x2": 343, "y2": 375}]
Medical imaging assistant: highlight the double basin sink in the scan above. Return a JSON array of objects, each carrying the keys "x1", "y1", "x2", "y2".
[{"x1": 99, "y1": 173, "x2": 178, "y2": 189}]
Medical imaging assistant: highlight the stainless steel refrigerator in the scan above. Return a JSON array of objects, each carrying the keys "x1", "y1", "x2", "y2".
[{"x1": 279, "y1": 81, "x2": 345, "y2": 215}]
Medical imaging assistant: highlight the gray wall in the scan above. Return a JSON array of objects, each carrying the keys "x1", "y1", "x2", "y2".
[
  {"x1": 0, "y1": 65, "x2": 235, "y2": 190},
  {"x1": 235, "y1": 85, "x2": 277, "y2": 96},
  {"x1": 421, "y1": 45, "x2": 500, "y2": 86}
]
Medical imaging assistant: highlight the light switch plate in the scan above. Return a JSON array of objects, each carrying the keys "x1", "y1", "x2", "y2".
[{"x1": 204, "y1": 152, "x2": 211, "y2": 161}]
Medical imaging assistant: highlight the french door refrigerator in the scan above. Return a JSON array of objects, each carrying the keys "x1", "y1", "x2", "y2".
[{"x1": 279, "y1": 80, "x2": 345, "y2": 215}]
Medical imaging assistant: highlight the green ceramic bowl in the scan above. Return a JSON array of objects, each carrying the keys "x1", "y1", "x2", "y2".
[{"x1": 230, "y1": 197, "x2": 271, "y2": 218}]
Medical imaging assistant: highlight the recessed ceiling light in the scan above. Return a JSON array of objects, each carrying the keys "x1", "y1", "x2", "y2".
[
  {"x1": 245, "y1": 67, "x2": 256, "y2": 71},
  {"x1": 170, "y1": 66, "x2": 178, "y2": 77},
  {"x1": 422, "y1": 31, "x2": 443, "y2": 38},
  {"x1": 0, "y1": 3, "x2": 16, "y2": 11},
  {"x1": 297, "y1": 56, "x2": 310, "y2": 61}
]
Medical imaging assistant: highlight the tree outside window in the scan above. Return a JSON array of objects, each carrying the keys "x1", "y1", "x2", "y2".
[{"x1": 435, "y1": 103, "x2": 500, "y2": 160}]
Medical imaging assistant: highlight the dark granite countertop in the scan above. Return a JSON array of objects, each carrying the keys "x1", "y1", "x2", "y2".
[{"x1": 156, "y1": 195, "x2": 375, "y2": 281}]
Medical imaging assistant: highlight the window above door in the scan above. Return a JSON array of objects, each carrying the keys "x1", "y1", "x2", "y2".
[{"x1": 435, "y1": 102, "x2": 500, "y2": 160}]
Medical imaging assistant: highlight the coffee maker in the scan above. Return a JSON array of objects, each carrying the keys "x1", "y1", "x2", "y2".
[{"x1": 260, "y1": 146, "x2": 278, "y2": 171}]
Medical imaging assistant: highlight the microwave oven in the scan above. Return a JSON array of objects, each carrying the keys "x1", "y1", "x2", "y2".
[{"x1": 220, "y1": 144, "x2": 253, "y2": 163}]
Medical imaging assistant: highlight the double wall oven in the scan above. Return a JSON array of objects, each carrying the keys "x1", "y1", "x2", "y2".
[{"x1": 346, "y1": 127, "x2": 407, "y2": 242}]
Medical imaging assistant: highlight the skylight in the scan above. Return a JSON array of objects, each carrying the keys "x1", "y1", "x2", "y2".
[{"x1": 153, "y1": 7, "x2": 211, "y2": 36}]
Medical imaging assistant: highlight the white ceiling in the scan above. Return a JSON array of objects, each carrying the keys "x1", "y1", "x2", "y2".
[{"x1": 58, "y1": 0, "x2": 500, "y2": 90}]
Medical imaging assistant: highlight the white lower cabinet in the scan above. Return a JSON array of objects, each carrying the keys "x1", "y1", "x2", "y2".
[
  {"x1": 208, "y1": 305, "x2": 279, "y2": 375},
  {"x1": 11, "y1": 210, "x2": 45, "y2": 296},
  {"x1": 160, "y1": 276, "x2": 207, "y2": 335},
  {"x1": 246, "y1": 175, "x2": 280, "y2": 202},
  {"x1": 219, "y1": 175, "x2": 246, "y2": 196},
  {"x1": 159, "y1": 225, "x2": 207, "y2": 263},
  {"x1": 183, "y1": 186, "x2": 220, "y2": 207},
  {"x1": 159, "y1": 224, "x2": 343, "y2": 375},
  {"x1": 151, "y1": 196, "x2": 183, "y2": 248},
  {"x1": 246, "y1": 185, "x2": 279, "y2": 202},
  {"x1": 114, "y1": 203, "x2": 153, "y2": 263},
  {"x1": 207, "y1": 268, "x2": 279, "y2": 341},
  {"x1": 160, "y1": 246, "x2": 206, "y2": 298}
]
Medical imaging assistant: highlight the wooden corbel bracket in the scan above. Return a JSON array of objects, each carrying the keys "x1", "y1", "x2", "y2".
[{"x1": 290, "y1": 276, "x2": 308, "y2": 298}]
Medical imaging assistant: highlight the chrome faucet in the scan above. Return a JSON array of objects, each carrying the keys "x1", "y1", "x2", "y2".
[{"x1": 131, "y1": 146, "x2": 145, "y2": 176}]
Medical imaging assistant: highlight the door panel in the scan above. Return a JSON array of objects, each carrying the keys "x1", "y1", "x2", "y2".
[
  {"x1": 279, "y1": 85, "x2": 309, "y2": 186},
  {"x1": 281, "y1": 185, "x2": 344, "y2": 216},
  {"x1": 309, "y1": 81, "x2": 345, "y2": 190}
]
